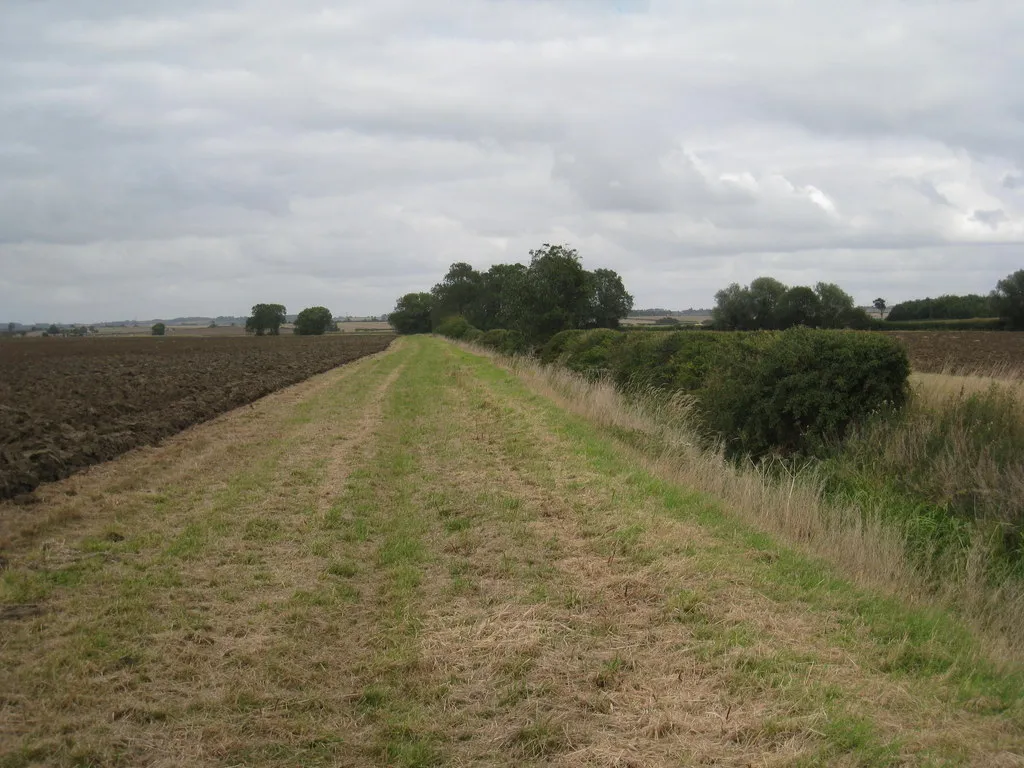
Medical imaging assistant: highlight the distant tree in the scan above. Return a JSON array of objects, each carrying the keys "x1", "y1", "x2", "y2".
[
  {"x1": 389, "y1": 293, "x2": 434, "y2": 335},
  {"x1": 208, "y1": 321, "x2": 217, "y2": 328},
  {"x1": 6, "y1": 322, "x2": 14, "y2": 334},
  {"x1": 777, "y1": 286, "x2": 821, "y2": 328},
  {"x1": 587, "y1": 268, "x2": 634, "y2": 329},
  {"x1": 991, "y1": 269, "x2": 1024, "y2": 330},
  {"x1": 47, "y1": 324, "x2": 60, "y2": 336},
  {"x1": 814, "y1": 282, "x2": 857, "y2": 329},
  {"x1": 294, "y1": 306, "x2": 335, "y2": 335},
  {"x1": 873, "y1": 298, "x2": 887, "y2": 319},
  {"x1": 711, "y1": 283, "x2": 755, "y2": 330},
  {"x1": 246, "y1": 303, "x2": 287, "y2": 336},
  {"x1": 519, "y1": 244, "x2": 594, "y2": 341},
  {"x1": 654, "y1": 316, "x2": 681, "y2": 325},
  {"x1": 151, "y1": 322, "x2": 167, "y2": 336},
  {"x1": 748, "y1": 277, "x2": 788, "y2": 330}
]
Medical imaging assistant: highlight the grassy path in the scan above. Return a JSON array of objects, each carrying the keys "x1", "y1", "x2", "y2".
[{"x1": 1, "y1": 337, "x2": 1022, "y2": 767}]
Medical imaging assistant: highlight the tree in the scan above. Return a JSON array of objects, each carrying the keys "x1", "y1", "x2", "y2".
[
  {"x1": 711, "y1": 283, "x2": 755, "y2": 330},
  {"x1": 246, "y1": 303, "x2": 287, "y2": 336},
  {"x1": 748, "y1": 277, "x2": 788, "y2": 330},
  {"x1": 431, "y1": 263, "x2": 484, "y2": 328},
  {"x1": 519, "y1": 244, "x2": 593, "y2": 341},
  {"x1": 777, "y1": 286, "x2": 821, "y2": 328},
  {"x1": 389, "y1": 293, "x2": 434, "y2": 335},
  {"x1": 47, "y1": 324, "x2": 60, "y2": 336},
  {"x1": 814, "y1": 282, "x2": 857, "y2": 329},
  {"x1": 6, "y1": 322, "x2": 14, "y2": 334},
  {"x1": 873, "y1": 298, "x2": 887, "y2": 319},
  {"x1": 151, "y1": 323, "x2": 166, "y2": 336},
  {"x1": 991, "y1": 269, "x2": 1024, "y2": 330},
  {"x1": 588, "y1": 268, "x2": 634, "y2": 329},
  {"x1": 294, "y1": 306, "x2": 335, "y2": 335}
]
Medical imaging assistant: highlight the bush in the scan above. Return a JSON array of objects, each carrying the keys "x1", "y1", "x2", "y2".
[
  {"x1": 698, "y1": 329, "x2": 909, "y2": 459},
  {"x1": 463, "y1": 326, "x2": 484, "y2": 343},
  {"x1": 607, "y1": 332, "x2": 741, "y2": 392},
  {"x1": 434, "y1": 316, "x2": 476, "y2": 340},
  {"x1": 558, "y1": 329, "x2": 623, "y2": 377},
  {"x1": 539, "y1": 329, "x2": 585, "y2": 365},
  {"x1": 152, "y1": 323, "x2": 166, "y2": 336},
  {"x1": 479, "y1": 329, "x2": 528, "y2": 355},
  {"x1": 871, "y1": 318, "x2": 1004, "y2": 331},
  {"x1": 294, "y1": 306, "x2": 335, "y2": 335}
]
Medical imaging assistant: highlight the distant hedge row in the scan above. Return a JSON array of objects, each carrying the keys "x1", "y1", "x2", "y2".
[
  {"x1": 870, "y1": 318, "x2": 1005, "y2": 332},
  {"x1": 435, "y1": 316, "x2": 528, "y2": 356},
  {"x1": 541, "y1": 328, "x2": 910, "y2": 459}
]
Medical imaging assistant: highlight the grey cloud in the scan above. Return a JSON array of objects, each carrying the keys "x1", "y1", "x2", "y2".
[{"x1": 1, "y1": 0, "x2": 1023, "y2": 323}]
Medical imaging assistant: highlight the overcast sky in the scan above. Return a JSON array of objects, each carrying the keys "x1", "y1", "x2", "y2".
[{"x1": 1, "y1": 1, "x2": 1022, "y2": 323}]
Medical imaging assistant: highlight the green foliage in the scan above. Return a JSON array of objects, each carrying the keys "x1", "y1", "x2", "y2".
[
  {"x1": 478, "y1": 329, "x2": 528, "y2": 355},
  {"x1": 151, "y1": 323, "x2": 166, "y2": 336},
  {"x1": 538, "y1": 329, "x2": 585, "y2": 365},
  {"x1": 46, "y1": 324, "x2": 60, "y2": 336},
  {"x1": 434, "y1": 315, "x2": 475, "y2": 340},
  {"x1": 401, "y1": 243, "x2": 632, "y2": 344},
  {"x1": 871, "y1": 317, "x2": 1004, "y2": 331},
  {"x1": 245, "y1": 303, "x2": 286, "y2": 336},
  {"x1": 699, "y1": 329, "x2": 910, "y2": 459},
  {"x1": 887, "y1": 293, "x2": 994, "y2": 322},
  {"x1": 711, "y1": 277, "x2": 866, "y2": 331},
  {"x1": 389, "y1": 293, "x2": 433, "y2": 335},
  {"x1": 991, "y1": 269, "x2": 1024, "y2": 330},
  {"x1": 556, "y1": 328, "x2": 910, "y2": 461},
  {"x1": 294, "y1": 306, "x2": 334, "y2": 335}
]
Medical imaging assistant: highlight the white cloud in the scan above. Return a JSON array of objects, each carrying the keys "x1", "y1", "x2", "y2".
[{"x1": 0, "y1": 0, "x2": 1022, "y2": 322}]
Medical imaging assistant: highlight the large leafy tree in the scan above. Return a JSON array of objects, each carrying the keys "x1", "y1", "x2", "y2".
[
  {"x1": 389, "y1": 293, "x2": 434, "y2": 335},
  {"x1": 588, "y1": 268, "x2": 634, "y2": 329},
  {"x1": 711, "y1": 283, "x2": 755, "y2": 330},
  {"x1": 294, "y1": 306, "x2": 335, "y2": 335},
  {"x1": 814, "y1": 282, "x2": 857, "y2": 329},
  {"x1": 246, "y1": 304, "x2": 286, "y2": 336},
  {"x1": 992, "y1": 269, "x2": 1024, "y2": 330},
  {"x1": 777, "y1": 286, "x2": 821, "y2": 328},
  {"x1": 520, "y1": 244, "x2": 593, "y2": 341},
  {"x1": 431, "y1": 262, "x2": 485, "y2": 328},
  {"x1": 748, "y1": 277, "x2": 788, "y2": 330}
]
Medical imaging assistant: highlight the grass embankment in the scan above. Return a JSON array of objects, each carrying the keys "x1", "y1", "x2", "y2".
[{"x1": 1, "y1": 337, "x2": 1023, "y2": 766}]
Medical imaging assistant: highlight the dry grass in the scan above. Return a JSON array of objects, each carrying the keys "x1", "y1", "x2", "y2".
[
  {"x1": 459, "y1": 344, "x2": 1024, "y2": 663},
  {"x1": 2, "y1": 336, "x2": 1022, "y2": 767}
]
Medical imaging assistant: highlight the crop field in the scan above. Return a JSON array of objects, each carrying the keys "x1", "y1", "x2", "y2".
[
  {"x1": 887, "y1": 330, "x2": 1024, "y2": 374},
  {"x1": 1, "y1": 336, "x2": 1021, "y2": 767},
  {"x1": 0, "y1": 334, "x2": 394, "y2": 500}
]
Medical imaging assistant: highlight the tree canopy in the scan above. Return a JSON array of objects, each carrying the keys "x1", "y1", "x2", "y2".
[
  {"x1": 991, "y1": 270, "x2": 1024, "y2": 330},
  {"x1": 712, "y1": 278, "x2": 869, "y2": 331},
  {"x1": 294, "y1": 306, "x2": 335, "y2": 336},
  {"x1": 246, "y1": 304, "x2": 286, "y2": 336},
  {"x1": 388, "y1": 293, "x2": 434, "y2": 335},
  {"x1": 401, "y1": 244, "x2": 633, "y2": 342},
  {"x1": 886, "y1": 294, "x2": 994, "y2": 322}
]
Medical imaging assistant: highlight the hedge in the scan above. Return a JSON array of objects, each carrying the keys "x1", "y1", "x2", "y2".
[
  {"x1": 870, "y1": 318, "x2": 1005, "y2": 331},
  {"x1": 553, "y1": 328, "x2": 910, "y2": 460}
]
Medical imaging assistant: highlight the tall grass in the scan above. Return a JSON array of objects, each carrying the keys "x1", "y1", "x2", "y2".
[{"x1": 464, "y1": 343, "x2": 1024, "y2": 661}]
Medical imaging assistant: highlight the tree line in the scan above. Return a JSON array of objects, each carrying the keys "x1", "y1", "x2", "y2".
[
  {"x1": 245, "y1": 304, "x2": 337, "y2": 336},
  {"x1": 710, "y1": 278, "x2": 871, "y2": 331},
  {"x1": 388, "y1": 244, "x2": 634, "y2": 342}
]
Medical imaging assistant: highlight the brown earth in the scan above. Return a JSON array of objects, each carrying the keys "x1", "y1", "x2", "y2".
[
  {"x1": 886, "y1": 331, "x2": 1024, "y2": 374},
  {"x1": 0, "y1": 334, "x2": 394, "y2": 500}
]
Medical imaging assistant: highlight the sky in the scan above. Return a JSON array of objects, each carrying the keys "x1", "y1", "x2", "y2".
[{"x1": 1, "y1": 1, "x2": 1023, "y2": 323}]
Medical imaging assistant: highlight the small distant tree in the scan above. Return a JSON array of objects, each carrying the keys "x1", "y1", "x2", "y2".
[
  {"x1": 991, "y1": 270, "x2": 1024, "y2": 330},
  {"x1": 294, "y1": 306, "x2": 334, "y2": 335},
  {"x1": 873, "y1": 298, "x2": 887, "y2": 319},
  {"x1": 246, "y1": 303, "x2": 287, "y2": 336},
  {"x1": 47, "y1": 324, "x2": 60, "y2": 336},
  {"x1": 152, "y1": 322, "x2": 166, "y2": 336},
  {"x1": 6, "y1": 322, "x2": 14, "y2": 334}
]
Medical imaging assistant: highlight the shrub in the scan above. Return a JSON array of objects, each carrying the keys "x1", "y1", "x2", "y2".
[
  {"x1": 539, "y1": 330, "x2": 585, "y2": 365},
  {"x1": 463, "y1": 326, "x2": 484, "y2": 343},
  {"x1": 559, "y1": 329, "x2": 623, "y2": 377},
  {"x1": 698, "y1": 328, "x2": 910, "y2": 459},
  {"x1": 151, "y1": 323, "x2": 166, "y2": 336},
  {"x1": 434, "y1": 316, "x2": 476, "y2": 340},
  {"x1": 608, "y1": 331, "x2": 741, "y2": 392},
  {"x1": 479, "y1": 329, "x2": 528, "y2": 355},
  {"x1": 294, "y1": 306, "x2": 334, "y2": 335}
]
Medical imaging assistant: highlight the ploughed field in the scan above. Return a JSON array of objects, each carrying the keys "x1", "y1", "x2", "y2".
[
  {"x1": 0, "y1": 334, "x2": 394, "y2": 500},
  {"x1": 888, "y1": 330, "x2": 1024, "y2": 373}
]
